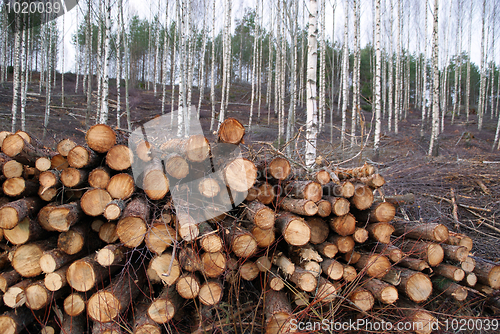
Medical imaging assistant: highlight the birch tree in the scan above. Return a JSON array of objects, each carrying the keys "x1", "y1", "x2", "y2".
[
  {"x1": 305, "y1": 0, "x2": 318, "y2": 167},
  {"x1": 428, "y1": 0, "x2": 439, "y2": 156},
  {"x1": 197, "y1": 0, "x2": 208, "y2": 119},
  {"x1": 20, "y1": 24, "x2": 28, "y2": 131},
  {"x1": 351, "y1": 0, "x2": 360, "y2": 146},
  {"x1": 340, "y1": 0, "x2": 349, "y2": 145},
  {"x1": 465, "y1": 2, "x2": 473, "y2": 123},
  {"x1": 374, "y1": 0, "x2": 382, "y2": 153},
  {"x1": 218, "y1": 0, "x2": 232, "y2": 129},
  {"x1": 286, "y1": 0, "x2": 299, "y2": 156},
  {"x1": 394, "y1": 0, "x2": 401, "y2": 134},
  {"x1": 452, "y1": 0, "x2": 462, "y2": 125},
  {"x1": 99, "y1": 0, "x2": 111, "y2": 124},
  {"x1": 210, "y1": 0, "x2": 216, "y2": 130},
  {"x1": 11, "y1": 17, "x2": 21, "y2": 132},
  {"x1": 319, "y1": 0, "x2": 326, "y2": 133},
  {"x1": 61, "y1": 14, "x2": 65, "y2": 107},
  {"x1": 388, "y1": 0, "x2": 394, "y2": 132},
  {"x1": 116, "y1": 0, "x2": 123, "y2": 127},
  {"x1": 161, "y1": 2, "x2": 170, "y2": 115},
  {"x1": 248, "y1": 0, "x2": 259, "y2": 127},
  {"x1": 477, "y1": 0, "x2": 486, "y2": 130}
]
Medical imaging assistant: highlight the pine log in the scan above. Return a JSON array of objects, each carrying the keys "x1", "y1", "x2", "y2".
[
  {"x1": 198, "y1": 222, "x2": 222, "y2": 253},
  {"x1": 88, "y1": 167, "x2": 111, "y2": 189},
  {"x1": 314, "y1": 242, "x2": 338, "y2": 259},
  {"x1": 64, "y1": 293, "x2": 87, "y2": 317},
  {"x1": 224, "y1": 158, "x2": 257, "y2": 192},
  {"x1": 379, "y1": 193, "x2": 415, "y2": 207},
  {"x1": 136, "y1": 140, "x2": 153, "y2": 162},
  {"x1": 328, "y1": 235, "x2": 355, "y2": 254},
  {"x1": 67, "y1": 145, "x2": 100, "y2": 169},
  {"x1": 80, "y1": 188, "x2": 112, "y2": 216},
  {"x1": 218, "y1": 118, "x2": 245, "y2": 144},
  {"x1": 142, "y1": 158, "x2": 169, "y2": 200},
  {"x1": 60, "y1": 168, "x2": 88, "y2": 188},
  {"x1": 398, "y1": 300, "x2": 438, "y2": 334},
  {"x1": 243, "y1": 222, "x2": 275, "y2": 248},
  {"x1": 323, "y1": 181, "x2": 355, "y2": 198},
  {"x1": 147, "y1": 252, "x2": 181, "y2": 285},
  {"x1": 40, "y1": 249, "x2": 88, "y2": 274},
  {"x1": 354, "y1": 253, "x2": 391, "y2": 278},
  {"x1": 3, "y1": 280, "x2": 32, "y2": 308},
  {"x1": 87, "y1": 269, "x2": 145, "y2": 323},
  {"x1": 0, "y1": 269, "x2": 21, "y2": 293},
  {"x1": 51, "y1": 154, "x2": 69, "y2": 170},
  {"x1": 306, "y1": 217, "x2": 329, "y2": 245},
  {"x1": 272, "y1": 254, "x2": 295, "y2": 275},
  {"x1": 321, "y1": 259, "x2": 344, "y2": 280},
  {"x1": 344, "y1": 250, "x2": 362, "y2": 264},
  {"x1": 256, "y1": 157, "x2": 291, "y2": 181},
  {"x1": 98, "y1": 222, "x2": 119, "y2": 243},
  {"x1": 366, "y1": 222, "x2": 395, "y2": 243},
  {"x1": 2, "y1": 134, "x2": 55, "y2": 166},
  {"x1": 185, "y1": 135, "x2": 211, "y2": 162},
  {"x1": 133, "y1": 301, "x2": 162, "y2": 334},
  {"x1": 198, "y1": 280, "x2": 223, "y2": 306},
  {"x1": 315, "y1": 277, "x2": 342, "y2": 303},
  {"x1": 434, "y1": 264, "x2": 464, "y2": 281},
  {"x1": 350, "y1": 184, "x2": 374, "y2": 210},
  {"x1": 352, "y1": 201, "x2": 396, "y2": 224},
  {"x1": 348, "y1": 287, "x2": 375, "y2": 311},
  {"x1": 363, "y1": 278, "x2": 398, "y2": 304},
  {"x1": 293, "y1": 292, "x2": 310, "y2": 307},
  {"x1": 441, "y1": 243, "x2": 469, "y2": 263},
  {"x1": 0, "y1": 308, "x2": 35, "y2": 334},
  {"x1": 117, "y1": 197, "x2": 149, "y2": 248},
  {"x1": 3, "y1": 217, "x2": 47, "y2": 245},
  {"x1": 103, "y1": 199, "x2": 125, "y2": 221},
  {"x1": 25, "y1": 280, "x2": 67, "y2": 310},
  {"x1": 289, "y1": 267, "x2": 317, "y2": 292},
  {"x1": 316, "y1": 199, "x2": 332, "y2": 217},
  {"x1": 279, "y1": 198, "x2": 318, "y2": 216},
  {"x1": 12, "y1": 237, "x2": 57, "y2": 277},
  {"x1": 353, "y1": 227, "x2": 369, "y2": 243},
  {"x1": 201, "y1": 251, "x2": 227, "y2": 278},
  {"x1": 92, "y1": 322, "x2": 122, "y2": 334},
  {"x1": 444, "y1": 232, "x2": 473, "y2": 251},
  {"x1": 67, "y1": 255, "x2": 118, "y2": 292},
  {"x1": 96, "y1": 244, "x2": 127, "y2": 267},
  {"x1": 301, "y1": 261, "x2": 321, "y2": 277},
  {"x1": 176, "y1": 213, "x2": 200, "y2": 242},
  {"x1": 264, "y1": 290, "x2": 296, "y2": 334},
  {"x1": 275, "y1": 212, "x2": 310, "y2": 246},
  {"x1": 335, "y1": 162, "x2": 376, "y2": 180},
  {"x1": 472, "y1": 257, "x2": 500, "y2": 289},
  {"x1": 0, "y1": 153, "x2": 12, "y2": 173},
  {"x1": 245, "y1": 187, "x2": 259, "y2": 202},
  {"x1": 47, "y1": 202, "x2": 83, "y2": 232},
  {"x1": 91, "y1": 218, "x2": 105, "y2": 233},
  {"x1": 381, "y1": 268, "x2": 402, "y2": 286},
  {"x1": 342, "y1": 264, "x2": 358, "y2": 282},
  {"x1": 2, "y1": 178, "x2": 38, "y2": 197},
  {"x1": 0, "y1": 197, "x2": 43, "y2": 229},
  {"x1": 372, "y1": 244, "x2": 403, "y2": 263},
  {"x1": 323, "y1": 196, "x2": 350, "y2": 216},
  {"x1": 314, "y1": 169, "x2": 331, "y2": 185},
  {"x1": 290, "y1": 244, "x2": 323, "y2": 263},
  {"x1": 357, "y1": 173, "x2": 385, "y2": 188},
  {"x1": 284, "y1": 180, "x2": 322, "y2": 202},
  {"x1": 197, "y1": 177, "x2": 219, "y2": 197},
  {"x1": 39, "y1": 170, "x2": 60, "y2": 189},
  {"x1": 391, "y1": 219, "x2": 449, "y2": 242},
  {"x1": 0, "y1": 131, "x2": 11, "y2": 146},
  {"x1": 245, "y1": 200, "x2": 275, "y2": 230},
  {"x1": 44, "y1": 264, "x2": 70, "y2": 291},
  {"x1": 267, "y1": 267, "x2": 285, "y2": 291},
  {"x1": 176, "y1": 273, "x2": 200, "y2": 299},
  {"x1": 432, "y1": 277, "x2": 468, "y2": 301},
  {"x1": 461, "y1": 256, "x2": 476, "y2": 273},
  {"x1": 178, "y1": 247, "x2": 203, "y2": 272},
  {"x1": 240, "y1": 261, "x2": 260, "y2": 281},
  {"x1": 57, "y1": 138, "x2": 77, "y2": 157},
  {"x1": 145, "y1": 222, "x2": 176, "y2": 255},
  {"x1": 105, "y1": 145, "x2": 133, "y2": 171},
  {"x1": 38, "y1": 186, "x2": 57, "y2": 202},
  {"x1": 399, "y1": 240, "x2": 444, "y2": 267},
  {"x1": 85, "y1": 124, "x2": 117, "y2": 153},
  {"x1": 256, "y1": 182, "x2": 276, "y2": 204},
  {"x1": 330, "y1": 213, "x2": 356, "y2": 236},
  {"x1": 164, "y1": 153, "x2": 190, "y2": 179},
  {"x1": 256, "y1": 256, "x2": 272, "y2": 272},
  {"x1": 397, "y1": 267, "x2": 433, "y2": 303},
  {"x1": 462, "y1": 272, "x2": 477, "y2": 287},
  {"x1": 107, "y1": 173, "x2": 135, "y2": 200},
  {"x1": 398, "y1": 257, "x2": 432, "y2": 273},
  {"x1": 2, "y1": 160, "x2": 23, "y2": 178}
]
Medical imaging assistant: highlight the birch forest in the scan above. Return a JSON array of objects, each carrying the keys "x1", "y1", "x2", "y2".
[{"x1": 1, "y1": 0, "x2": 500, "y2": 161}]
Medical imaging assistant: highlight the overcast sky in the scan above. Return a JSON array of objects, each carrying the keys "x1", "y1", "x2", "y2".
[{"x1": 56, "y1": 0, "x2": 493, "y2": 75}]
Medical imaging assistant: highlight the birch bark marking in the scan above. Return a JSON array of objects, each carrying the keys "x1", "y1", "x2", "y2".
[
  {"x1": 428, "y1": 0, "x2": 440, "y2": 156},
  {"x1": 305, "y1": 0, "x2": 318, "y2": 167}
]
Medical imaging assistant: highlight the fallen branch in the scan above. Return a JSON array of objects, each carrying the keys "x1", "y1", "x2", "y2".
[{"x1": 420, "y1": 193, "x2": 491, "y2": 212}]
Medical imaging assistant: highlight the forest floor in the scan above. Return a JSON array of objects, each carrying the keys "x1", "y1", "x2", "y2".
[{"x1": 1, "y1": 74, "x2": 500, "y2": 331}]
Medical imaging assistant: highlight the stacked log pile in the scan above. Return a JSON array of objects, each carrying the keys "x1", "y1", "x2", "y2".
[{"x1": 0, "y1": 120, "x2": 498, "y2": 334}]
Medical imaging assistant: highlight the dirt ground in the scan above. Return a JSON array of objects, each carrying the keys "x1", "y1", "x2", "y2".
[{"x1": 1, "y1": 74, "x2": 500, "y2": 332}]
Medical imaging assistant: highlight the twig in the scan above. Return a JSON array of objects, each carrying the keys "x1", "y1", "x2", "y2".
[
  {"x1": 420, "y1": 193, "x2": 492, "y2": 212},
  {"x1": 475, "y1": 179, "x2": 491, "y2": 195},
  {"x1": 450, "y1": 188, "x2": 459, "y2": 225},
  {"x1": 465, "y1": 209, "x2": 500, "y2": 234},
  {"x1": 450, "y1": 216, "x2": 500, "y2": 240}
]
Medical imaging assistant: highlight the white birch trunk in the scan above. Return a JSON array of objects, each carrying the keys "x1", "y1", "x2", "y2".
[
  {"x1": 197, "y1": 0, "x2": 208, "y2": 119},
  {"x1": 319, "y1": 0, "x2": 326, "y2": 133},
  {"x1": 374, "y1": 0, "x2": 382, "y2": 153},
  {"x1": 286, "y1": 0, "x2": 298, "y2": 156},
  {"x1": 452, "y1": 0, "x2": 461, "y2": 124},
  {"x1": 11, "y1": 18, "x2": 21, "y2": 132},
  {"x1": 477, "y1": 0, "x2": 486, "y2": 130},
  {"x1": 116, "y1": 0, "x2": 123, "y2": 127},
  {"x1": 43, "y1": 23, "x2": 53, "y2": 138},
  {"x1": 388, "y1": 0, "x2": 394, "y2": 132},
  {"x1": 96, "y1": 1, "x2": 103, "y2": 120},
  {"x1": 248, "y1": 0, "x2": 259, "y2": 127},
  {"x1": 61, "y1": 14, "x2": 65, "y2": 107},
  {"x1": 161, "y1": 2, "x2": 170, "y2": 115},
  {"x1": 351, "y1": 0, "x2": 360, "y2": 147},
  {"x1": 340, "y1": 0, "x2": 349, "y2": 145},
  {"x1": 428, "y1": 0, "x2": 439, "y2": 156},
  {"x1": 394, "y1": 0, "x2": 401, "y2": 134},
  {"x1": 20, "y1": 27, "x2": 28, "y2": 132},
  {"x1": 218, "y1": 0, "x2": 231, "y2": 129},
  {"x1": 305, "y1": 0, "x2": 318, "y2": 167},
  {"x1": 465, "y1": 2, "x2": 473, "y2": 123},
  {"x1": 210, "y1": 0, "x2": 216, "y2": 130},
  {"x1": 99, "y1": 0, "x2": 111, "y2": 125}
]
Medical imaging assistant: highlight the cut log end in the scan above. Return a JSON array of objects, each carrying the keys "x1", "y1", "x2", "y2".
[{"x1": 86, "y1": 124, "x2": 116, "y2": 153}]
